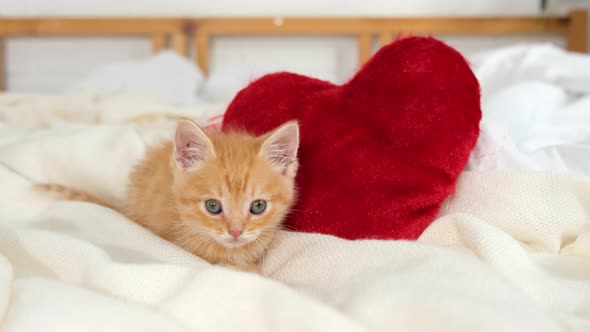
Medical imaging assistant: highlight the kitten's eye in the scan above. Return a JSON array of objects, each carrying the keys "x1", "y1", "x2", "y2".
[
  {"x1": 205, "y1": 199, "x2": 222, "y2": 214},
  {"x1": 250, "y1": 200, "x2": 267, "y2": 215}
]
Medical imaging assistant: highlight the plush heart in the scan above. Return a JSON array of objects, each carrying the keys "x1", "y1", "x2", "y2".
[{"x1": 222, "y1": 37, "x2": 481, "y2": 240}]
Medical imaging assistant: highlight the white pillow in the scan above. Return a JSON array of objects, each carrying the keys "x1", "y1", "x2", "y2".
[{"x1": 68, "y1": 51, "x2": 205, "y2": 107}]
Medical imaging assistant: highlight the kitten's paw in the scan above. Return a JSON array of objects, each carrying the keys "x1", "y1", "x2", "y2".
[{"x1": 243, "y1": 262, "x2": 260, "y2": 273}]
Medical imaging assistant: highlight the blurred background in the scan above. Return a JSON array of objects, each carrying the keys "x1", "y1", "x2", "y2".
[{"x1": 0, "y1": 0, "x2": 589, "y2": 99}]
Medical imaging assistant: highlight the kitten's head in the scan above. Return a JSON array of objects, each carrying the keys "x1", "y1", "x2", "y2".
[{"x1": 171, "y1": 119, "x2": 299, "y2": 249}]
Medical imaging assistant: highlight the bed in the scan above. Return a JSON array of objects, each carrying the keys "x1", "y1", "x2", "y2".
[{"x1": 0, "y1": 10, "x2": 589, "y2": 332}]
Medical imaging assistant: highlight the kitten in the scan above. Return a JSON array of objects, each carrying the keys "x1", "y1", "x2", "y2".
[{"x1": 37, "y1": 119, "x2": 300, "y2": 272}]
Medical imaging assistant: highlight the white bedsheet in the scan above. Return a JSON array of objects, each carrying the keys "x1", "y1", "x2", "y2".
[
  {"x1": 467, "y1": 44, "x2": 590, "y2": 179},
  {"x1": 0, "y1": 98, "x2": 589, "y2": 331},
  {"x1": 0, "y1": 93, "x2": 227, "y2": 132}
]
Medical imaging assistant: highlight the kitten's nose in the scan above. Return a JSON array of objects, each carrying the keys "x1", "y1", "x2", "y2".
[{"x1": 229, "y1": 229, "x2": 243, "y2": 239}]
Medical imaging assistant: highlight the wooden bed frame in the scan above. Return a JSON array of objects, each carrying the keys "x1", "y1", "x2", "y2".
[{"x1": 0, "y1": 9, "x2": 587, "y2": 89}]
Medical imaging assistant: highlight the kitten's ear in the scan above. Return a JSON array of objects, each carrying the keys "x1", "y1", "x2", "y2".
[
  {"x1": 173, "y1": 120, "x2": 215, "y2": 170},
  {"x1": 260, "y1": 121, "x2": 299, "y2": 176}
]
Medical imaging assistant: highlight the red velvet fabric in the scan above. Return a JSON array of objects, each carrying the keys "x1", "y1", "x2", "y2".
[{"x1": 222, "y1": 37, "x2": 481, "y2": 240}]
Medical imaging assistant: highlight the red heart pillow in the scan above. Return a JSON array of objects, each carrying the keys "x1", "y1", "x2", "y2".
[{"x1": 222, "y1": 37, "x2": 481, "y2": 240}]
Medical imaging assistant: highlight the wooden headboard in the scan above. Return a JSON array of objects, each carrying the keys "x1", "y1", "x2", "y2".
[{"x1": 0, "y1": 9, "x2": 587, "y2": 89}]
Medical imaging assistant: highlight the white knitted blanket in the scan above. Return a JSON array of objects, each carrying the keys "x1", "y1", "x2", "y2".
[{"x1": 0, "y1": 94, "x2": 589, "y2": 331}]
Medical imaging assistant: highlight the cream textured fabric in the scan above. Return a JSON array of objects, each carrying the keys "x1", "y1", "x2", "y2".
[{"x1": 0, "y1": 95, "x2": 589, "y2": 331}]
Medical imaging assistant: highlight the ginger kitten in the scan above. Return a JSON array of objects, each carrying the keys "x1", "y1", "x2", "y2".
[{"x1": 38, "y1": 119, "x2": 300, "y2": 271}]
